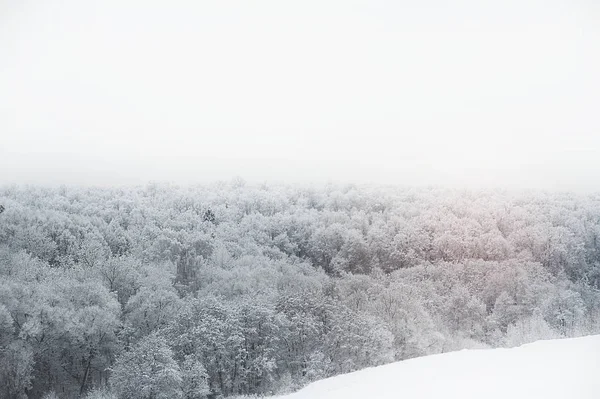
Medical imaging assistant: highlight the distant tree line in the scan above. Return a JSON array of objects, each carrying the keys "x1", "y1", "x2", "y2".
[{"x1": 0, "y1": 182, "x2": 599, "y2": 398}]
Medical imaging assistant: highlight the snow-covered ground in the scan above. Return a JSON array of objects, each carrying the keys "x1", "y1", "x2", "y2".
[{"x1": 275, "y1": 335, "x2": 600, "y2": 399}]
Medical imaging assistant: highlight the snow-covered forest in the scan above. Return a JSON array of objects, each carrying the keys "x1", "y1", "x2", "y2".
[{"x1": 1, "y1": 181, "x2": 600, "y2": 398}]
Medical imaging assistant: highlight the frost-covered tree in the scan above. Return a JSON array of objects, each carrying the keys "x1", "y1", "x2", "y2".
[
  {"x1": 111, "y1": 334, "x2": 183, "y2": 399},
  {"x1": 181, "y1": 355, "x2": 210, "y2": 399}
]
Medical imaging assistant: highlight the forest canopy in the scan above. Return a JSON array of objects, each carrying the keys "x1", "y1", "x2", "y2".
[{"x1": 1, "y1": 181, "x2": 599, "y2": 399}]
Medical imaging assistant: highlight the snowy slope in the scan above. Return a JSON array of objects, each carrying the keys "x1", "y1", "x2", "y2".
[{"x1": 275, "y1": 335, "x2": 600, "y2": 399}]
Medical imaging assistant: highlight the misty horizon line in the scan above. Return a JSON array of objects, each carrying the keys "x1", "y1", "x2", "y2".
[{"x1": 2, "y1": 178, "x2": 599, "y2": 196}]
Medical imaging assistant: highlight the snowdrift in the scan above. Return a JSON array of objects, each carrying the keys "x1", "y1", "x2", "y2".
[{"x1": 276, "y1": 335, "x2": 600, "y2": 399}]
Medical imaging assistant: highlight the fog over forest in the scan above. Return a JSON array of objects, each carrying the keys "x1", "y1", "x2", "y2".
[
  {"x1": 2, "y1": 0, "x2": 600, "y2": 190},
  {"x1": 2, "y1": 0, "x2": 600, "y2": 398}
]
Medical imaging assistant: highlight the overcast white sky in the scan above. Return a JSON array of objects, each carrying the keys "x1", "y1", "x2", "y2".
[{"x1": 1, "y1": 0, "x2": 599, "y2": 190}]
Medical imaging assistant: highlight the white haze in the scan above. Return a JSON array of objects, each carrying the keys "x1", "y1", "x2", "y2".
[{"x1": 1, "y1": 0, "x2": 599, "y2": 190}]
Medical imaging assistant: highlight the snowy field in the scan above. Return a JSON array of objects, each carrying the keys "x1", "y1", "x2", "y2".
[{"x1": 275, "y1": 335, "x2": 600, "y2": 399}]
